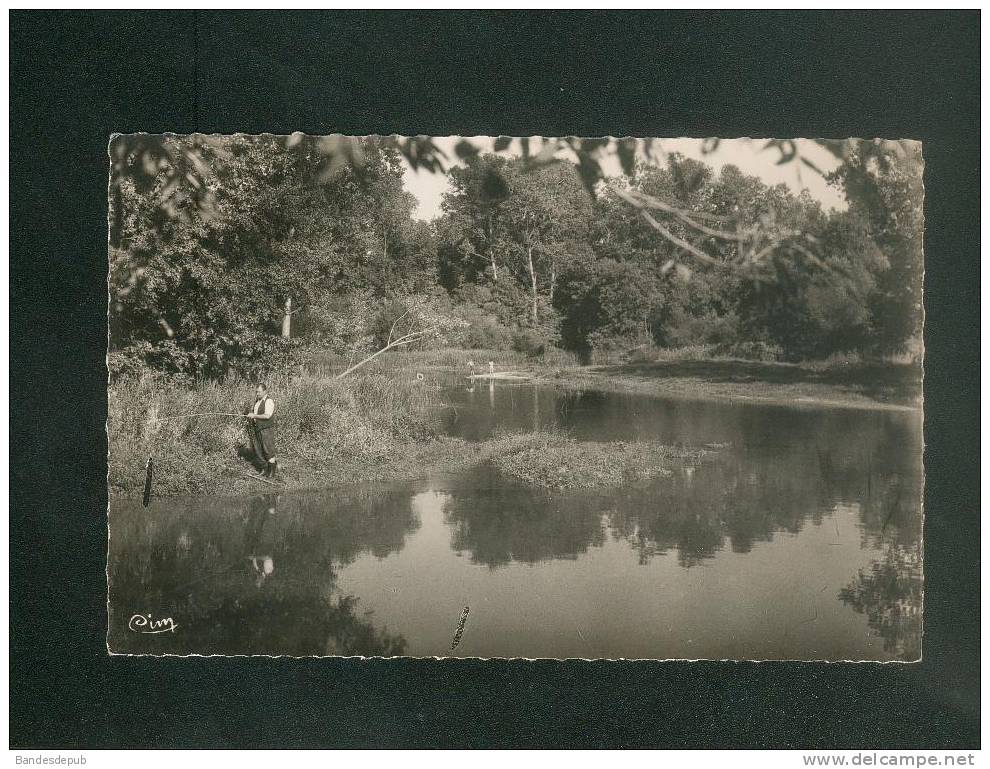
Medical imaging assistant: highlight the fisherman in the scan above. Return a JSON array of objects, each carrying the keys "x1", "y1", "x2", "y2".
[{"x1": 247, "y1": 383, "x2": 278, "y2": 480}]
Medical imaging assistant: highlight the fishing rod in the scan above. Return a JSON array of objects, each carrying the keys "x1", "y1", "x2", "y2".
[
  {"x1": 142, "y1": 412, "x2": 263, "y2": 506},
  {"x1": 157, "y1": 412, "x2": 252, "y2": 421}
]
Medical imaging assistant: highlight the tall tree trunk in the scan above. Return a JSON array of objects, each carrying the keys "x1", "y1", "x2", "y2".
[
  {"x1": 549, "y1": 263, "x2": 556, "y2": 306},
  {"x1": 487, "y1": 215, "x2": 498, "y2": 282},
  {"x1": 527, "y1": 245, "x2": 538, "y2": 323},
  {"x1": 281, "y1": 296, "x2": 292, "y2": 339}
]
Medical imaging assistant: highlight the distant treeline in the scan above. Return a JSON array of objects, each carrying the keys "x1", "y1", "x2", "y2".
[{"x1": 109, "y1": 136, "x2": 923, "y2": 378}]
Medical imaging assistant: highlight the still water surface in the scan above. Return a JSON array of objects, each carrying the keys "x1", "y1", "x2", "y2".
[{"x1": 108, "y1": 381, "x2": 923, "y2": 659}]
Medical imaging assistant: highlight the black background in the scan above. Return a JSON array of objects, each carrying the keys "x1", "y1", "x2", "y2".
[{"x1": 9, "y1": 11, "x2": 980, "y2": 748}]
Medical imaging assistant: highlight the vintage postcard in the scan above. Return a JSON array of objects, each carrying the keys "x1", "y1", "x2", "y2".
[{"x1": 106, "y1": 134, "x2": 924, "y2": 660}]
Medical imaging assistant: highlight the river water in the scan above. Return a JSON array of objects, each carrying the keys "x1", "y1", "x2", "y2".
[{"x1": 108, "y1": 379, "x2": 923, "y2": 660}]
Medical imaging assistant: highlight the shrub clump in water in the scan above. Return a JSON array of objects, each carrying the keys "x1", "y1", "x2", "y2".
[{"x1": 488, "y1": 430, "x2": 713, "y2": 490}]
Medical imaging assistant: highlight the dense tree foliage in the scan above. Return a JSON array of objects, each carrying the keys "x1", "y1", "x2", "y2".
[
  {"x1": 109, "y1": 135, "x2": 437, "y2": 377},
  {"x1": 109, "y1": 136, "x2": 924, "y2": 377},
  {"x1": 439, "y1": 157, "x2": 591, "y2": 341},
  {"x1": 828, "y1": 142, "x2": 924, "y2": 354}
]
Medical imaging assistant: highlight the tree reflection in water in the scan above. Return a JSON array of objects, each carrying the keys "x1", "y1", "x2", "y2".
[
  {"x1": 839, "y1": 542, "x2": 922, "y2": 661},
  {"x1": 607, "y1": 452, "x2": 838, "y2": 567},
  {"x1": 440, "y1": 467, "x2": 607, "y2": 568},
  {"x1": 440, "y1": 435, "x2": 923, "y2": 588},
  {"x1": 835, "y1": 443, "x2": 923, "y2": 661},
  {"x1": 108, "y1": 487, "x2": 416, "y2": 655},
  {"x1": 438, "y1": 405, "x2": 924, "y2": 658},
  {"x1": 444, "y1": 383, "x2": 924, "y2": 574},
  {"x1": 110, "y1": 387, "x2": 924, "y2": 658}
]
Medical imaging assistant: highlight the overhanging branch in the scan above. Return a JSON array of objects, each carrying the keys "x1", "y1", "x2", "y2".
[{"x1": 335, "y1": 325, "x2": 440, "y2": 379}]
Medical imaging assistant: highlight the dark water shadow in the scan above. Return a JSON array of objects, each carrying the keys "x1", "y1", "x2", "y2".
[{"x1": 108, "y1": 488, "x2": 416, "y2": 655}]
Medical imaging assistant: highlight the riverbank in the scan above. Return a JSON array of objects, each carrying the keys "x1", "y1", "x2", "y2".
[
  {"x1": 109, "y1": 350, "x2": 920, "y2": 499},
  {"x1": 310, "y1": 347, "x2": 923, "y2": 411},
  {"x1": 108, "y1": 370, "x2": 449, "y2": 498},
  {"x1": 108, "y1": 369, "x2": 713, "y2": 499},
  {"x1": 533, "y1": 358, "x2": 923, "y2": 412}
]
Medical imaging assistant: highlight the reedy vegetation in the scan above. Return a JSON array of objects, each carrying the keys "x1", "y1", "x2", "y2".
[{"x1": 108, "y1": 370, "x2": 444, "y2": 496}]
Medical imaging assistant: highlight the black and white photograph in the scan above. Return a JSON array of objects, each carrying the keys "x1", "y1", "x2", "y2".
[
  {"x1": 11, "y1": 9, "x2": 980, "y2": 752},
  {"x1": 106, "y1": 134, "x2": 924, "y2": 661}
]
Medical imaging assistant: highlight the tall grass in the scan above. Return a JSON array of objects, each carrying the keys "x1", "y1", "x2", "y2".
[{"x1": 108, "y1": 370, "x2": 442, "y2": 497}]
